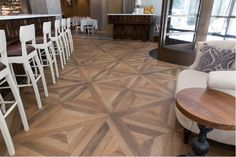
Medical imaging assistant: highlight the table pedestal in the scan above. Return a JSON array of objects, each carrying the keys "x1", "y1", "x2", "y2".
[{"x1": 191, "y1": 124, "x2": 213, "y2": 156}]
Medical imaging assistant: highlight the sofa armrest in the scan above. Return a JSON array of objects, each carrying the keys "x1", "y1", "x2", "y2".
[{"x1": 207, "y1": 71, "x2": 236, "y2": 96}]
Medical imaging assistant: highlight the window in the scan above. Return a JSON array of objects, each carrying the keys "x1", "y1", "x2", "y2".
[
  {"x1": 207, "y1": 0, "x2": 236, "y2": 40},
  {"x1": 166, "y1": 0, "x2": 200, "y2": 43}
]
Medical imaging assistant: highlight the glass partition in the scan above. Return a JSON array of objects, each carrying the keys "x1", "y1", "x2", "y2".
[{"x1": 164, "y1": 0, "x2": 201, "y2": 45}]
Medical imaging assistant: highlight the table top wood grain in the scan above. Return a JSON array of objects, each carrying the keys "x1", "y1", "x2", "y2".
[{"x1": 176, "y1": 88, "x2": 235, "y2": 130}]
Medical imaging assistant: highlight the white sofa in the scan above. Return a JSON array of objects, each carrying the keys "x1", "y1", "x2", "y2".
[{"x1": 175, "y1": 40, "x2": 236, "y2": 145}]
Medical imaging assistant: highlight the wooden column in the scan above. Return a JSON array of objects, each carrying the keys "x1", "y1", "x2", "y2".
[{"x1": 195, "y1": 0, "x2": 214, "y2": 41}]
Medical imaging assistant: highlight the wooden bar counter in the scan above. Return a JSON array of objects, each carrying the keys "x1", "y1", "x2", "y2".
[
  {"x1": 108, "y1": 14, "x2": 155, "y2": 41},
  {"x1": 0, "y1": 14, "x2": 61, "y2": 45}
]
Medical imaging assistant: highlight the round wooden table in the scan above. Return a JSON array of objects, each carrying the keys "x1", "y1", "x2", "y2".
[{"x1": 176, "y1": 88, "x2": 235, "y2": 156}]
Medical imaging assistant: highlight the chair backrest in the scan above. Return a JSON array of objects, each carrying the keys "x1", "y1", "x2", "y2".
[
  {"x1": 67, "y1": 18, "x2": 71, "y2": 29},
  {"x1": 0, "y1": 30, "x2": 8, "y2": 65},
  {"x1": 19, "y1": 24, "x2": 36, "y2": 56},
  {"x1": 61, "y1": 19, "x2": 67, "y2": 32},
  {"x1": 20, "y1": 24, "x2": 36, "y2": 44},
  {"x1": 43, "y1": 21, "x2": 52, "y2": 41},
  {"x1": 43, "y1": 21, "x2": 51, "y2": 35},
  {"x1": 54, "y1": 19, "x2": 61, "y2": 37}
]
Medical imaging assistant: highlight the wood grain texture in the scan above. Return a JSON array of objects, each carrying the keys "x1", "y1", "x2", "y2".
[
  {"x1": 176, "y1": 88, "x2": 235, "y2": 130},
  {"x1": 0, "y1": 38, "x2": 234, "y2": 156},
  {"x1": 108, "y1": 15, "x2": 154, "y2": 41}
]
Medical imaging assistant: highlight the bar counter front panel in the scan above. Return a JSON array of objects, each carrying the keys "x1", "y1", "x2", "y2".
[
  {"x1": 108, "y1": 14, "x2": 155, "y2": 41},
  {"x1": 0, "y1": 14, "x2": 61, "y2": 45}
]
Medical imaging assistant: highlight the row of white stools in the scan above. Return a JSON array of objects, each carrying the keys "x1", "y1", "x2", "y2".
[{"x1": 0, "y1": 18, "x2": 74, "y2": 156}]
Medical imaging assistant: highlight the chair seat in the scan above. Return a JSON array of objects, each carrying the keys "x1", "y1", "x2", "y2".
[
  {"x1": 7, "y1": 44, "x2": 36, "y2": 57},
  {"x1": 0, "y1": 62, "x2": 6, "y2": 71},
  {"x1": 36, "y1": 36, "x2": 50, "y2": 44}
]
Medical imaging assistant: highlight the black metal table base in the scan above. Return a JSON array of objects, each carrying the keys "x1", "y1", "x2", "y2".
[
  {"x1": 179, "y1": 124, "x2": 213, "y2": 156},
  {"x1": 191, "y1": 124, "x2": 213, "y2": 156}
]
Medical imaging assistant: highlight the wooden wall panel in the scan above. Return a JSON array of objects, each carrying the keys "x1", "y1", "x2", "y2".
[{"x1": 60, "y1": 0, "x2": 90, "y2": 17}]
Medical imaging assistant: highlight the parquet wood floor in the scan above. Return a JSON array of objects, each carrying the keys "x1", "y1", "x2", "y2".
[{"x1": 0, "y1": 38, "x2": 235, "y2": 156}]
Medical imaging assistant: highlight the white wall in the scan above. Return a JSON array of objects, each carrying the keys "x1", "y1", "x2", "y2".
[
  {"x1": 30, "y1": 0, "x2": 48, "y2": 14},
  {"x1": 46, "y1": 0, "x2": 62, "y2": 14},
  {"x1": 30, "y1": 0, "x2": 61, "y2": 14},
  {"x1": 141, "y1": 0, "x2": 162, "y2": 16}
]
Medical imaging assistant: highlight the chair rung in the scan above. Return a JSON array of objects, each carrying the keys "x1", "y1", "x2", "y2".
[
  {"x1": 3, "y1": 102, "x2": 17, "y2": 118},
  {"x1": 0, "y1": 101, "x2": 15, "y2": 104},
  {"x1": 0, "y1": 79, "x2": 7, "y2": 86},
  {"x1": 35, "y1": 75, "x2": 42, "y2": 82},
  {"x1": 17, "y1": 84, "x2": 32, "y2": 88}
]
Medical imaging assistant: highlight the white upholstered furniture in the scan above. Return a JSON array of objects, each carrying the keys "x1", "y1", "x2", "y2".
[{"x1": 175, "y1": 40, "x2": 236, "y2": 145}]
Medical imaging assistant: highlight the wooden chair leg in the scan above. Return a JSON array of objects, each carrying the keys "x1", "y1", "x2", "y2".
[
  {"x1": 23, "y1": 61, "x2": 43, "y2": 109},
  {"x1": 0, "y1": 94, "x2": 6, "y2": 113},
  {"x1": 44, "y1": 47, "x2": 56, "y2": 84},
  {"x1": 6, "y1": 72, "x2": 29, "y2": 131},
  {"x1": 59, "y1": 36, "x2": 67, "y2": 66},
  {"x1": 49, "y1": 44, "x2": 59, "y2": 78},
  {"x1": 34, "y1": 55, "x2": 48, "y2": 98},
  {"x1": 56, "y1": 39, "x2": 64, "y2": 69}
]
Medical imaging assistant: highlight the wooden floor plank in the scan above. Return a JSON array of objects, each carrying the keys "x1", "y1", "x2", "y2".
[{"x1": 0, "y1": 37, "x2": 234, "y2": 156}]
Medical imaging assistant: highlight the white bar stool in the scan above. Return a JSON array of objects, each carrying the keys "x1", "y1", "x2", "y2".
[
  {"x1": 0, "y1": 30, "x2": 29, "y2": 156},
  {"x1": 61, "y1": 19, "x2": 71, "y2": 60},
  {"x1": 50, "y1": 19, "x2": 66, "y2": 70},
  {"x1": 34, "y1": 21, "x2": 59, "y2": 84},
  {"x1": 66, "y1": 18, "x2": 74, "y2": 53},
  {"x1": 6, "y1": 24, "x2": 48, "y2": 109}
]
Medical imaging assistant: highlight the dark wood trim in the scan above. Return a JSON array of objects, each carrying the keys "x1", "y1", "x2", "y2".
[{"x1": 108, "y1": 15, "x2": 155, "y2": 41}]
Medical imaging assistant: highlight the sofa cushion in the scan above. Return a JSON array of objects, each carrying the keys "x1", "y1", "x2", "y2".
[
  {"x1": 197, "y1": 44, "x2": 236, "y2": 73},
  {"x1": 175, "y1": 69, "x2": 208, "y2": 95}
]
